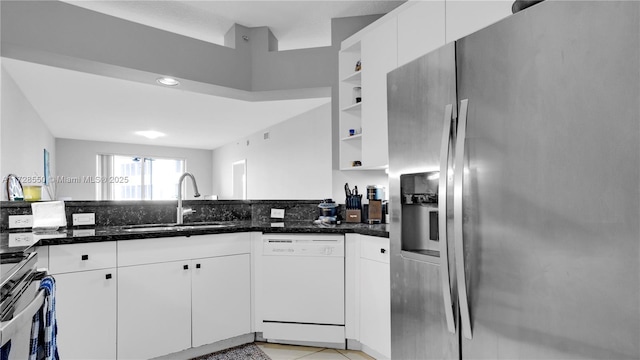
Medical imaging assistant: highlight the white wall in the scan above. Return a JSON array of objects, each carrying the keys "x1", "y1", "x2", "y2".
[
  {"x1": 212, "y1": 103, "x2": 333, "y2": 200},
  {"x1": 55, "y1": 139, "x2": 213, "y2": 200},
  {"x1": 1, "y1": 66, "x2": 56, "y2": 200}
]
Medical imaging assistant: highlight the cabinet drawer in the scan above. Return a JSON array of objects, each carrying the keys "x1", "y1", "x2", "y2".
[
  {"x1": 48, "y1": 242, "x2": 116, "y2": 274},
  {"x1": 360, "y1": 236, "x2": 389, "y2": 264},
  {"x1": 118, "y1": 232, "x2": 251, "y2": 267}
]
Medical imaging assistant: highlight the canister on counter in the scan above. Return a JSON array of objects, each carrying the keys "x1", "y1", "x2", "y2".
[
  {"x1": 23, "y1": 185, "x2": 42, "y2": 201},
  {"x1": 366, "y1": 185, "x2": 385, "y2": 200}
]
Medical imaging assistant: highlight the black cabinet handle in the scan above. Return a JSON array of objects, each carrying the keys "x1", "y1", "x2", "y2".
[
  {"x1": 81, "y1": 255, "x2": 89, "y2": 260},
  {"x1": 196, "y1": 264, "x2": 201, "y2": 269},
  {"x1": 105, "y1": 273, "x2": 112, "y2": 280},
  {"x1": 183, "y1": 264, "x2": 189, "y2": 270},
  {"x1": 380, "y1": 248, "x2": 386, "y2": 254}
]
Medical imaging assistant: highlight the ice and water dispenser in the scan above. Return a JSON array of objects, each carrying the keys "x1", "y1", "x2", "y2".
[{"x1": 401, "y1": 171, "x2": 440, "y2": 255}]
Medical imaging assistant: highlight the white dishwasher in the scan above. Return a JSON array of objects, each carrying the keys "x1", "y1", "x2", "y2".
[{"x1": 262, "y1": 234, "x2": 345, "y2": 345}]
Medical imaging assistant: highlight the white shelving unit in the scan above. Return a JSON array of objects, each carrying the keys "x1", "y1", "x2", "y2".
[
  {"x1": 337, "y1": 1, "x2": 511, "y2": 172},
  {"x1": 341, "y1": 102, "x2": 362, "y2": 112},
  {"x1": 341, "y1": 134, "x2": 362, "y2": 141},
  {"x1": 339, "y1": 41, "x2": 364, "y2": 170},
  {"x1": 338, "y1": 9, "x2": 398, "y2": 171},
  {"x1": 342, "y1": 71, "x2": 362, "y2": 83}
]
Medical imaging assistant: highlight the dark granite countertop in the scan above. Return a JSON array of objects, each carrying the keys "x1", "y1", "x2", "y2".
[{"x1": 1, "y1": 220, "x2": 389, "y2": 253}]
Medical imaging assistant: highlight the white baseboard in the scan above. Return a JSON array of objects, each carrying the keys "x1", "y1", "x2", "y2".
[{"x1": 362, "y1": 343, "x2": 389, "y2": 360}]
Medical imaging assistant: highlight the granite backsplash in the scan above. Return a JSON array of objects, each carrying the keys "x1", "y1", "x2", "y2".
[{"x1": 0, "y1": 200, "x2": 328, "y2": 230}]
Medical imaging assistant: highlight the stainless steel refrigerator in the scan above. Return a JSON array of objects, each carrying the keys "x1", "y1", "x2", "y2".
[{"x1": 387, "y1": 1, "x2": 639, "y2": 359}]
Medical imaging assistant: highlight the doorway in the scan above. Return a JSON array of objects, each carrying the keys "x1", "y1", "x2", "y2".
[{"x1": 232, "y1": 159, "x2": 247, "y2": 200}]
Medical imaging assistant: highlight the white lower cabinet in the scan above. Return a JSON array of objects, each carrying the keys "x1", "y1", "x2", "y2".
[
  {"x1": 48, "y1": 242, "x2": 117, "y2": 360},
  {"x1": 116, "y1": 233, "x2": 252, "y2": 359},
  {"x1": 55, "y1": 268, "x2": 117, "y2": 360},
  {"x1": 192, "y1": 254, "x2": 251, "y2": 347},
  {"x1": 50, "y1": 231, "x2": 394, "y2": 359},
  {"x1": 117, "y1": 261, "x2": 192, "y2": 360},
  {"x1": 345, "y1": 234, "x2": 391, "y2": 359},
  {"x1": 360, "y1": 258, "x2": 391, "y2": 358},
  {"x1": 48, "y1": 233, "x2": 252, "y2": 360}
]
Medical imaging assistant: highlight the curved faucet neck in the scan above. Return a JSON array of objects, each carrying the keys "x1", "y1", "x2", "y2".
[{"x1": 177, "y1": 172, "x2": 201, "y2": 224}]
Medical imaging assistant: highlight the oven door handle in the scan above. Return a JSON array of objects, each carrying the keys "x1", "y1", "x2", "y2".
[
  {"x1": 0, "y1": 252, "x2": 38, "y2": 290},
  {"x1": 0, "y1": 288, "x2": 45, "y2": 347}
]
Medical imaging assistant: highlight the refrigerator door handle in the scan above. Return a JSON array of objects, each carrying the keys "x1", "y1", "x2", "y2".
[
  {"x1": 438, "y1": 103, "x2": 456, "y2": 334},
  {"x1": 454, "y1": 99, "x2": 473, "y2": 339}
]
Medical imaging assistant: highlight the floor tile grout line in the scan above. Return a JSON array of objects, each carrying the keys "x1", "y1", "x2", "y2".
[
  {"x1": 256, "y1": 343, "x2": 326, "y2": 360},
  {"x1": 294, "y1": 348, "x2": 351, "y2": 360},
  {"x1": 293, "y1": 347, "x2": 325, "y2": 360},
  {"x1": 255, "y1": 343, "x2": 366, "y2": 360},
  {"x1": 335, "y1": 348, "x2": 374, "y2": 360}
]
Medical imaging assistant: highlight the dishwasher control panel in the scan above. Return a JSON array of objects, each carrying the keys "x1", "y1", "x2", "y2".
[{"x1": 263, "y1": 234, "x2": 344, "y2": 257}]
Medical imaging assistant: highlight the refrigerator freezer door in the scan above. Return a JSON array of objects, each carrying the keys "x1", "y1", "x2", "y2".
[
  {"x1": 388, "y1": 42, "x2": 459, "y2": 359},
  {"x1": 456, "y1": 1, "x2": 639, "y2": 359}
]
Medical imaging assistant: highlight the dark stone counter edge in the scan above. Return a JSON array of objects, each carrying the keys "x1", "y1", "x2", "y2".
[
  {"x1": 0, "y1": 200, "x2": 324, "y2": 207},
  {"x1": 14, "y1": 222, "x2": 389, "y2": 247}
]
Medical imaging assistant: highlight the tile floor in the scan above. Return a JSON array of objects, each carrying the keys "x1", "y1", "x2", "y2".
[{"x1": 255, "y1": 342, "x2": 375, "y2": 360}]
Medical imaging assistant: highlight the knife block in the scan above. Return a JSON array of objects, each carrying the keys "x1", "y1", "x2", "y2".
[{"x1": 346, "y1": 209, "x2": 361, "y2": 223}]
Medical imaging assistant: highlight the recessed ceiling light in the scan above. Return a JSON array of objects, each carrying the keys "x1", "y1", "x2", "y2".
[
  {"x1": 135, "y1": 130, "x2": 166, "y2": 139},
  {"x1": 156, "y1": 77, "x2": 180, "y2": 86}
]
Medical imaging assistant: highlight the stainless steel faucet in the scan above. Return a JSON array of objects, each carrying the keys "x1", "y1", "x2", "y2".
[{"x1": 177, "y1": 172, "x2": 201, "y2": 224}]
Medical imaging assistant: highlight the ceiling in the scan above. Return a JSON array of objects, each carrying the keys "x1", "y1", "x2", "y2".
[
  {"x1": 3, "y1": 1, "x2": 405, "y2": 151},
  {"x1": 62, "y1": 1, "x2": 405, "y2": 50},
  {"x1": 2, "y1": 57, "x2": 330, "y2": 150}
]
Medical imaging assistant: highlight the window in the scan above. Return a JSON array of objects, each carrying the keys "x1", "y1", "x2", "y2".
[{"x1": 97, "y1": 154, "x2": 185, "y2": 200}]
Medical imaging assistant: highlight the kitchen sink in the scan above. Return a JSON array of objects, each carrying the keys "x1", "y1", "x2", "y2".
[
  {"x1": 121, "y1": 222, "x2": 234, "y2": 232},
  {"x1": 179, "y1": 223, "x2": 234, "y2": 230}
]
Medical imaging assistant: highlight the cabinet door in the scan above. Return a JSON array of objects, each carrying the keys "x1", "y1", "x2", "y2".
[
  {"x1": 361, "y1": 17, "x2": 397, "y2": 168},
  {"x1": 192, "y1": 254, "x2": 251, "y2": 347},
  {"x1": 397, "y1": 0, "x2": 446, "y2": 67},
  {"x1": 445, "y1": 0, "x2": 512, "y2": 43},
  {"x1": 360, "y1": 258, "x2": 391, "y2": 359},
  {"x1": 117, "y1": 261, "x2": 191, "y2": 360},
  {"x1": 54, "y1": 269, "x2": 116, "y2": 360}
]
